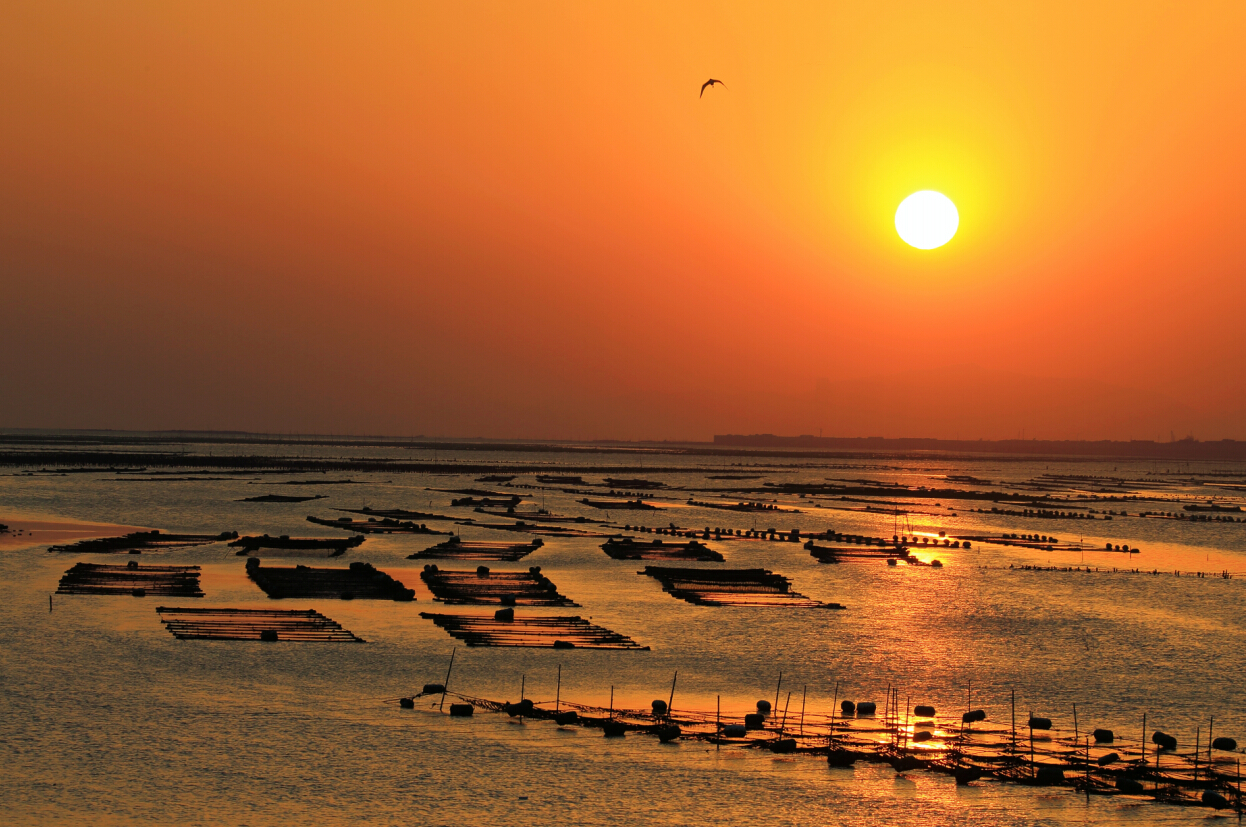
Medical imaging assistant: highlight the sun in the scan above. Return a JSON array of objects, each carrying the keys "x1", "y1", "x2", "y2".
[{"x1": 895, "y1": 191, "x2": 959, "y2": 249}]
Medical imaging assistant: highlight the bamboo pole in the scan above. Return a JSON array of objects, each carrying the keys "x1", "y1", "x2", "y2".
[
  {"x1": 439, "y1": 647, "x2": 456, "y2": 711},
  {"x1": 799, "y1": 685, "x2": 807, "y2": 737},
  {"x1": 668, "y1": 671, "x2": 678, "y2": 718},
  {"x1": 829, "y1": 680, "x2": 839, "y2": 747},
  {"x1": 556, "y1": 663, "x2": 561, "y2": 713}
]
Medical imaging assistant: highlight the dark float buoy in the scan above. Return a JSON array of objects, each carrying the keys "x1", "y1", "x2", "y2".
[
  {"x1": 504, "y1": 699, "x2": 534, "y2": 717},
  {"x1": 131, "y1": 588, "x2": 146, "y2": 598},
  {"x1": 954, "y1": 767, "x2": 983, "y2": 785},
  {"x1": 656, "y1": 724, "x2": 681, "y2": 743},
  {"x1": 1202, "y1": 790, "x2": 1231, "y2": 809},
  {"x1": 126, "y1": 560, "x2": 139, "y2": 570},
  {"x1": 1093, "y1": 728, "x2": 1114, "y2": 744},
  {"x1": 841, "y1": 700, "x2": 856, "y2": 715},
  {"x1": 1116, "y1": 776, "x2": 1145, "y2": 795},
  {"x1": 827, "y1": 748, "x2": 857, "y2": 767},
  {"x1": 721, "y1": 724, "x2": 746, "y2": 738},
  {"x1": 494, "y1": 607, "x2": 515, "y2": 622},
  {"x1": 552, "y1": 640, "x2": 575, "y2": 649},
  {"x1": 962, "y1": 709, "x2": 987, "y2": 723},
  {"x1": 651, "y1": 700, "x2": 668, "y2": 716},
  {"x1": 500, "y1": 595, "x2": 517, "y2": 606},
  {"x1": 892, "y1": 755, "x2": 926, "y2": 773},
  {"x1": 912, "y1": 730, "x2": 934, "y2": 743},
  {"x1": 476, "y1": 565, "x2": 489, "y2": 577},
  {"x1": 399, "y1": 697, "x2": 415, "y2": 709},
  {"x1": 856, "y1": 702, "x2": 877, "y2": 716},
  {"x1": 756, "y1": 700, "x2": 772, "y2": 714},
  {"x1": 1152, "y1": 731, "x2": 1177, "y2": 751},
  {"x1": 1212, "y1": 736, "x2": 1237, "y2": 751},
  {"x1": 769, "y1": 738, "x2": 797, "y2": 754},
  {"x1": 555, "y1": 710, "x2": 578, "y2": 726},
  {"x1": 423, "y1": 683, "x2": 446, "y2": 694},
  {"x1": 914, "y1": 705, "x2": 936, "y2": 718},
  {"x1": 1034, "y1": 765, "x2": 1065, "y2": 786},
  {"x1": 1097, "y1": 752, "x2": 1119, "y2": 766},
  {"x1": 1028, "y1": 717, "x2": 1052, "y2": 730},
  {"x1": 260, "y1": 629, "x2": 278, "y2": 642},
  {"x1": 449, "y1": 703, "x2": 474, "y2": 717},
  {"x1": 603, "y1": 721, "x2": 626, "y2": 738},
  {"x1": 744, "y1": 713, "x2": 765, "y2": 730}
]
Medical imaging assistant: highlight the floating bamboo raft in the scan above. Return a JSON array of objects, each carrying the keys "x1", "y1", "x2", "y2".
[
  {"x1": 451, "y1": 496, "x2": 522, "y2": 508},
  {"x1": 473, "y1": 507, "x2": 599, "y2": 524},
  {"x1": 246, "y1": 559, "x2": 415, "y2": 600},
  {"x1": 409, "y1": 537, "x2": 544, "y2": 561},
  {"x1": 641, "y1": 566, "x2": 842, "y2": 609},
  {"x1": 306, "y1": 515, "x2": 451, "y2": 535},
  {"x1": 57, "y1": 562, "x2": 203, "y2": 597},
  {"x1": 457, "y1": 521, "x2": 617, "y2": 538},
  {"x1": 419, "y1": 612, "x2": 648, "y2": 649},
  {"x1": 339, "y1": 507, "x2": 459, "y2": 522},
  {"x1": 156, "y1": 606, "x2": 364, "y2": 642},
  {"x1": 578, "y1": 498, "x2": 660, "y2": 510},
  {"x1": 687, "y1": 499, "x2": 801, "y2": 513},
  {"x1": 48, "y1": 530, "x2": 236, "y2": 554},
  {"x1": 601, "y1": 537, "x2": 724, "y2": 562},
  {"x1": 239, "y1": 494, "x2": 326, "y2": 503},
  {"x1": 805, "y1": 541, "x2": 912, "y2": 564},
  {"x1": 420, "y1": 565, "x2": 576, "y2": 606},
  {"x1": 228, "y1": 534, "x2": 365, "y2": 557}
]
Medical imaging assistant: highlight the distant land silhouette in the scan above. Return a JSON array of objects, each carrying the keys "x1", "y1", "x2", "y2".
[{"x1": 714, "y1": 434, "x2": 1246, "y2": 461}]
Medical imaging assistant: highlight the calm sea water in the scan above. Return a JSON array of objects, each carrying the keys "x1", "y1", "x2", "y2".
[{"x1": 2, "y1": 441, "x2": 1244, "y2": 825}]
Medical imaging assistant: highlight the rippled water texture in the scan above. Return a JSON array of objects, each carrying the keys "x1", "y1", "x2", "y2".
[{"x1": 2, "y1": 441, "x2": 1244, "y2": 825}]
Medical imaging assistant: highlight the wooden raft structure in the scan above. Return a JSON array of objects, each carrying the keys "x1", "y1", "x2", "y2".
[
  {"x1": 601, "y1": 537, "x2": 724, "y2": 562},
  {"x1": 48, "y1": 530, "x2": 236, "y2": 554},
  {"x1": 156, "y1": 606, "x2": 364, "y2": 642},
  {"x1": 419, "y1": 612, "x2": 647, "y2": 649},
  {"x1": 57, "y1": 562, "x2": 203, "y2": 597},
  {"x1": 578, "y1": 498, "x2": 660, "y2": 510},
  {"x1": 687, "y1": 499, "x2": 801, "y2": 513},
  {"x1": 805, "y1": 541, "x2": 912, "y2": 564},
  {"x1": 459, "y1": 520, "x2": 618, "y2": 538},
  {"x1": 409, "y1": 537, "x2": 543, "y2": 561},
  {"x1": 246, "y1": 559, "x2": 415, "y2": 600},
  {"x1": 306, "y1": 515, "x2": 451, "y2": 535},
  {"x1": 339, "y1": 507, "x2": 460, "y2": 523},
  {"x1": 419, "y1": 564, "x2": 576, "y2": 606},
  {"x1": 641, "y1": 566, "x2": 841, "y2": 609},
  {"x1": 228, "y1": 534, "x2": 365, "y2": 557}
]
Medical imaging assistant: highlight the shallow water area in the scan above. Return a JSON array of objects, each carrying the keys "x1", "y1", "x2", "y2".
[{"x1": 3, "y1": 438, "x2": 1245, "y2": 825}]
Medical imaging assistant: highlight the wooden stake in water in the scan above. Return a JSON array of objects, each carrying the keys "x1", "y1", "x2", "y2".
[
  {"x1": 773, "y1": 672, "x2": 782, "y2": 719},
  {"x1": 668, "y1": 671, "x2": 678, "y2": 718},
  {"x1": 520, "y1": 674, "x2": 526, "y2": 723},
  {"x1": 1141, "y1": 713, "x2": 1146, "y2": 763},
  {"x1": 439, "y1": 647, "x2": 456, "y2": 711},
  {"x1": 829, "y1": 680, "x2": 839, "y2": 747},
  {"x1": 1085, "y1": 735, "x2": 1091, "y2": 803},
  {"x1": 1195, "y1": 726, "x2": 1200, "y2": 782},
  {"x1": 779, "y1": 691, "x2": 792, "y2": 736},
  {"x1": 716, "y1": 694, "x2": 721, "y2": 752},
  {"x1": 609, "y1": 685, "x2": 614, "y2": 720},
  {"x1": 556, "y1": 663, "x2": 561, "y2": 713},
  {"x1": 1073, "y1": 702, "x2": 1079, "y2": 743},
  {"x1": 1011, "y1": 688, "x2": 1016, "y2": 754},
  {"x1": 799, "y1": 685, "x2": 807, "y2": 737}
]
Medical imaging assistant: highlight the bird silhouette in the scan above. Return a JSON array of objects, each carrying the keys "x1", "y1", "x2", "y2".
[{"x1": 700, "y1": 78, "x2": 726, "y2": 98}]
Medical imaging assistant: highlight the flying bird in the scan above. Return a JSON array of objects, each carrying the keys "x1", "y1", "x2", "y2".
[{"x1": 699, "y1": 78, "x2": 726, "y2": 98}]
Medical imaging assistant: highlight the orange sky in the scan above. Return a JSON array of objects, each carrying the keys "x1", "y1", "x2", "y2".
[{"x1": 2, "y1": 2, "x2": 1244, "y2": 441}]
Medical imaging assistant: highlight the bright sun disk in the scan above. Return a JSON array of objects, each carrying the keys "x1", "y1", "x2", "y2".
[{"x1": 895, "y1": 191, "x2": 958, "y2": 249}]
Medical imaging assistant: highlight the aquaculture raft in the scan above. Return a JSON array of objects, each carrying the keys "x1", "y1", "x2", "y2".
[
  {"x1": 228, "y1": 534, "x2": 365, "y2": 557},
  {"x1": 641, "y1": 566, "x2": 841, "y2": 609},
  {"x1": 239, "y1": 494, "x2": 326, "y2": 503},
  {"x1": 601, "y1": 537, "x2": 724, "y2": 562},
  {"x1": 57, "y1": 562, "x2": 203, "y2": 597},
  {"x1": 578, "y1": 498, "x2": 660, "y2": 510},
  {"x1": 306, "y1": 515, "x2": 451, "y2": 535},
  {"x1": 420, "y1": 565, "x2": 577, "y2": 606},
  {"x1": 461, "y1": 521, "x2": 617, "y2": 538},
  {"x1": 156, "y1": 607, "x2": 364, "y2": 642},
  {"x1": 48, "y1": 530, "x2": 236, "y2": 554},
  {"x1": 339, "y1": 507, "x2": 460, "y2": 523},
  {"x1": 409, "y1": 537, "x2": 544, "y2": 561},
  {"x1": 419, "y1": 613, "x2": 648, "y2": 649},
  {"x1": 805, "y1": 540, "x2": 911, "y2": 564},
  {"x1": 246, "y1": 559, "x2": 415, "y2": 600}
]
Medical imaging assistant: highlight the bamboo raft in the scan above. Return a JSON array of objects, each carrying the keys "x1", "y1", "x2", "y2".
[
  {"x1": 473, "y1": 507, "x2": 599, "y2": 524},
  {"x1": 228, "y1": 534, "x2": 365, "y2": 557},
  {"x1": 306, "y1": 515, "x2": 451, "y2": 535},
  {"x1": 805, "y1": 541, "x2": 912, "y2": 564},
  {"x1": 246, "y1": 559, "x2": 415, "y2": 600},
  {"x1": 578, "y1": 498, "x2": 660, "y2": 510},
  {"x1": 419, "y1": 564, "x2": 577, "y2": 606},
  {"x1": 339, "y1": 507, "x2": 460, "y2": 522},
  {"x1": 451, "y1": 496, "x2": 523, "y2": 508},
  {"x1": 456, "y1": 520, "x2": 618, "y2": 538},
  {"x1": 419, "y1": 687, "x2": 1243, "y2": 813},
  {"x1": 601, "y1": 537, "x2": 724, "y2": 562},
  {"x1": 641, "y1": 566, "x2": 842, "y2": 609},
  {"x1": 48, "y1": 530, "x2": 237, "y2": 554},
  {"x1": 57, "y1": 562, "x2": 203, "y2": 597},
  {"x1": 419, "y1": 612, "x2": 648, "y2": 649},
  {"x1": 408, "y1": 537, "x2": 544, "y2": 561},
  {"x1": 239, "y1": 494, "x2": 326, "y2": 503},
  {"x1": 156, "y1": 606, "x2": 365, "y2": 642},
  {"x1": 687, "y1": 499, "x2": 801, "y2": 513}
]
